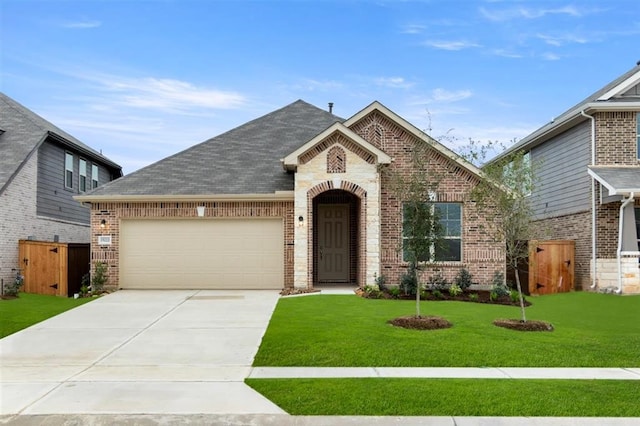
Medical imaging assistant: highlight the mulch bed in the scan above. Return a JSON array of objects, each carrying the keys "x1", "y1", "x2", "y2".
[
  {"x1": 359, "y1": 288, "x2": 532, "y2": 307},
  {"x1": 493, "y1": 318, "x2": 554, "y2": 332},
  {"x1": 280, "y1": 288, "x2": 322, "y2": 296},
  {"x1": 388, "y1": 315, "x2": 453, "y2": 330}
]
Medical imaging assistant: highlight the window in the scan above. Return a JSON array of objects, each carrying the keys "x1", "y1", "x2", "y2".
[
  {"x1": 79, "y1": 159, "x2": 87, "y2": 192},
  {"x1": 403, "y1": 202, "x2": 462, "y2": 262},
  {"x1": 64, "y1": 153, "x2": 73, "y2": 189},
  {"x1": 637, "y1": 113, "x2": 640, "y2": 160},
  {"x1": 92, "y1": 164, "x2": 99, "y2": 189}
]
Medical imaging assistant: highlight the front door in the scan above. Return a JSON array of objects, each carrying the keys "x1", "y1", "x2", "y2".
[{"x1": 317, "y1": 204, "x2": 349, "y2": 282}]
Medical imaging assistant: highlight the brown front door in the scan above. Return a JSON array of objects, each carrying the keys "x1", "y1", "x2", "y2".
[{"x1": 317, "y1": 204, "x2": 349, "y2": 283}]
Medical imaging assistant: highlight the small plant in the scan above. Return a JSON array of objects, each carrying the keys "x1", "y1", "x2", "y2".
[
  {"x1": 363, "y1": 284, "x2": 382, "y2": 299},
  {"x1": 4, "y1": 269, "x2": 24, "y2": 297},
  {"x1": 491, "y1": 270, "x2": 505, "y2": 288},
  {"x1": 432, "y1": 289, "x2": 443, "y2": 299},
  {"x1": 91, "y1": 262, "x2": 108, "y2": 293},
  {"x1": 449, "y1": 283, "x2": 462, "y2": 297},
  {"x1": 454, "y1": 267, "x2": 474, "y2": 291},
  {"x1": 400, "y1": 264, "x2": 418, "y2": 296},
  {"x1": 510, "y1": 289, "x2": 520, "y2": 303},
  {"x1": 375, "y1": 273, "x2": 388, "y2": 292},
  {"x1": 469, "y1": 293, "x2": 479, "y2": 302},
  {"x1": 490, "y1": 283, "x2": 510, "y2": 301},
  {"x1": 427, "y1": 272, "x2": 449, "y2": 291},
  {"x1": 80, "y1": 284, "x2": 89, "y2": 297},
  {"x1": 389, "y1": 287, "x2": 401, "y2": 299}
]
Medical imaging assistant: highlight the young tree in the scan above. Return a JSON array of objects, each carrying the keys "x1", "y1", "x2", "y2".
[
  {"x1": 385, "y1": 141, "x2": 445, "y2": 317},
  {"x1": 471, "y1": 148, "x2": 534, "y2": 322}
]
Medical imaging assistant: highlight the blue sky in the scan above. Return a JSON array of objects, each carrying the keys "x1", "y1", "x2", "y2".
[{"x1": 2, "y1": 0, "x2": 640, "y2": 174}]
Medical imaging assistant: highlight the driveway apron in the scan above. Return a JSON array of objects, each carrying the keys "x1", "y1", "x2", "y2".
[{"x1": 0, "y1": 290, "x2": 284, "y2": 415}]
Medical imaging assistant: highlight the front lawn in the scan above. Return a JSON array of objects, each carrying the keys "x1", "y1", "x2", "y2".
[
  {"x1": 246, "y1": 378, "x2": 640, "y2": 417},
  {"x1": 0, "y1": 293, "x2": 94, "y2": 338},
  {"x1": 253, "y1": 292, "x2": 640, "y2": 367}
]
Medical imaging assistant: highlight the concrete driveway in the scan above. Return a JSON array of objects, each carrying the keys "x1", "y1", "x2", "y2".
[{"x1": 0, "y1": 290, "x2": 284, "y2": 415}]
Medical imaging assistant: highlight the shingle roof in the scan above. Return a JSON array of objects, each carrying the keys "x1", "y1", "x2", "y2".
[
  {"x1": 0, "y1": 92, "x2": 122, "y2": 194},
  {"x1": 87, "y1": 100, "x2": 342, "y2": 197},
  {"x1": 588, "y1": 166, "x2": 640, "y2": 195}
]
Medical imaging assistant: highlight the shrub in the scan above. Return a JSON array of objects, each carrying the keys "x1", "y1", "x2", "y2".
[
  {"x1": 468, "y1": 293, "x2": 479, "y2": 302},
  {"x1": 510, "y1": 289, "x2": 520, "y2": 303},
  {"x1": 491, "y1": 270, "x2": 504, "y2": 288},
  {"x1": 91, "y1": 262, "x2": 108, "y2": 292},
  {"x1": 375, "y1": 273, "x2": 388, "y2": 292},
  {"x1": 454, "y1": 267, "x2": 474, "y2": 291},
  {"x1": 449, "y1": 283, "x2": 462, "y2": 297},
  {"x1": 4, "y1": 270, "x2": 24, "y2": 297},
  {"x1": 427, "y1": 272, "x2": 449, "y2": 291},
  {"x1": 389, "y1": 287, "x2": 401, "y2": 299},
  {"x1": 400, "y1": 264, "x2": 418, "y2": 296},
  {"x1": 490, "y1": 283, "x2": 510, "y2": 301},
  {"x1": 432, "y1": 289, "x2": 443, "y2": 299}
]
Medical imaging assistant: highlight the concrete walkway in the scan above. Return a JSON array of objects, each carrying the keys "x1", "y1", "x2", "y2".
[{"x1": 0, "y1": 290, "x2": 284, "y2": 416}]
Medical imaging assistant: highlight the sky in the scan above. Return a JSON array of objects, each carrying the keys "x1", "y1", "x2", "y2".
[{"x1": 2, "y1": 0, "x2": 640, "y2": 174}]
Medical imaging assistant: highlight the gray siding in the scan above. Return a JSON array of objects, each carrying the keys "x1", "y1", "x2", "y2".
[
  {"x1": 530, "y1": 120, "x2": 592, "y2": 218},
  {"x1": 36, "y1": 141, "x2": 110, "y2": 223}
]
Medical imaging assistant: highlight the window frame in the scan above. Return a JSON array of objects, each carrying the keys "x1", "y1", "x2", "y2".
[
  {"x1": 402, "y1": 201, "x2": 462, "y2": 263},
  {"x1": 92, "y1": 164, "x2": 99, "y2": 189},
  {"x1": 64, "y1": 152, "x2": 74, "y2": 189},
  {"x1": 79, "y1": 158, "x2": 87, "y2": 192}
]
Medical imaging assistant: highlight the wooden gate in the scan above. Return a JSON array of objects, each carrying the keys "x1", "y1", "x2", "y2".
[
  {"x1": 18, "y1": 240, "x2": 89, "y2": 297},
  {"x1": 528, "y1": 240, "x2": 575, "y2": 295}
]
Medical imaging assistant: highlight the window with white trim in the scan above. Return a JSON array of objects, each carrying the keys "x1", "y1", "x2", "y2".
[
  {"x1": 79, "y1": 159, "x2": 87, "y2": 192},
  {"x1": 402, "y1": 202, "x2": 462, "y2": 262},
  {"x1": 92, "y1": 164, "x2": 99, "y2": 189},
  {"x1": 64, "y1": 152, "x2": 74, "y2": 189}
]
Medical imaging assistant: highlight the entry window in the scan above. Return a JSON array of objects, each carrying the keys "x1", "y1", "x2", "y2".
[
  {"x1": 92, "y1": 164, "x2": 99, "y2": 189},
  {"x1": 403, "y1": 202, "x2": 462, "y2": 262},
  {"x1": 79, "y1": 159, "x2": 87, "y2": 192},
  {"x1": 64, "y1": 152, "x2": 74, "y2": 189}
]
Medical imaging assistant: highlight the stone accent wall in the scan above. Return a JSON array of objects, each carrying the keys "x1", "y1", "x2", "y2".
[
  {"x1": 348, "y1": 111, "x2": 504, "y2": 287},
  {"x1": 594, "y1": 111, "x2": 638, "y2": 165},
  {"x1": 90, "y1": 200, "x2": 294, "y2": 290},
  {"x1": 294, "y1": 144, "x2": 376, "y2": 288},
  {"x1": 593, "y1": 257, "x2": 640, "y2": 294},
  {"x1": 0, "y1": 152, "x2": 89, "y2": 292}
]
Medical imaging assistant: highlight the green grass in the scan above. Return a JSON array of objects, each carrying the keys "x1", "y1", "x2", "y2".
[
  {"x1": 253, "y1": 292, "x2": 640, "y2": 367},
  {"x1": 0, "y1": 293, "x2": 94, "y2": 338},
  {"x1": 246, "y1": 378, "x2": 640, "y2": 416}
]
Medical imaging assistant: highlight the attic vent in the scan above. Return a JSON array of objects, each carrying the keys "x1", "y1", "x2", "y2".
[{"x1": 327, "y1": 146, "x2": 346, "y2": 173}]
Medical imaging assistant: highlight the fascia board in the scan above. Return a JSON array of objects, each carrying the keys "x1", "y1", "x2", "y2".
[{"x1": 597, "y1": 71, "x2": 640, "y2": 101}]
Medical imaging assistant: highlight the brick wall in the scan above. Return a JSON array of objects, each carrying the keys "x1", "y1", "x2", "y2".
[
  {"x1": 594, "y1": 111, "x2": 638, "y2": 165},
  {"x1": 90, "y1": 200, "x2": 294, "y2": 290},
  {"x1": 349, "y1": 111, "x2": 504, "y2": 287},
  {"x1": 0, "y1": 152, "x2": 89, "y2": 292}
]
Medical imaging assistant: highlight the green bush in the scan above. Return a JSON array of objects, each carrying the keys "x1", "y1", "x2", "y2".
[
  {"x1": 432, "y1": 289, "x2": 444, "y2": 299},
  {"x1": 375, "y1": 273, "x2": 388, "y2": 292},
  {"x1": 427, "y1": 272, "x2": 449, "y2": 291},
  {"x1": 400, "y1": 264, "x2": 418, "y2": 296},
  {"x1": 389, "y1": 287, "x2": 401, "y2": 299},
  {"x1": 4, "y1": 270, "x2": 24, "y2": 297},
  {"x1": 490, "y1": 284, "x2": 510, "y2": 301},
  {"x1": 449, "y1": 283, "x2": 462, "y2": 297},
  {"x1": 363, "y1": 285, "x2": 382, "y2": 299},
  {"x1": 454, "y1": 267, "x2": 474, "y2": 291},
  {"x1": 510, "y1": 289, "x2": 520, "y2": 303},
  {"x1": 91, "y1": 262, "x2": 108, "y2": 292},
  {"x1": 468, "y1": 293, "x2": 479, "y2": 302}
]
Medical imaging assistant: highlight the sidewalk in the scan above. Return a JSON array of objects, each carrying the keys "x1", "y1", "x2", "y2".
[{"x1": 249, "y1": 366, "x2": 640, "y2": 380}]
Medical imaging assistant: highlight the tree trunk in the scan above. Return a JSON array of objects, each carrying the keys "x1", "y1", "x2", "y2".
[
  {"x1": 415, "y1": 264, "x2": 421, "y2": 318},
  {"x1": 515, "y1": 269, "x2": 527, "y2": 322}
]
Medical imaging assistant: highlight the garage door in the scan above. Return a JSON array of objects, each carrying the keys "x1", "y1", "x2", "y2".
[{"x1": 119, "y1": 219, "x2": 284, "y2": 289}]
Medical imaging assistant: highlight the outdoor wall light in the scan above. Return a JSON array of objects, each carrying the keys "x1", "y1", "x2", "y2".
[
  {"x1": 196, "y1": 206, "x2": 206, "y2": 217},
  {"x1": 297, "y1": 215, "x2": 304, "y2": 227},
  {"x1": 100, "y1": 219, "x2": 106, "y2": 229}
]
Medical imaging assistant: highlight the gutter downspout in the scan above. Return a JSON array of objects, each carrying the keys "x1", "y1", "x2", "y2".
[
  {"x1": 581, "y1": 110, "x2": 598, "y2": 290},
  {"x1": 617, "y1": 192, "x2": 635, "y2": 294}
]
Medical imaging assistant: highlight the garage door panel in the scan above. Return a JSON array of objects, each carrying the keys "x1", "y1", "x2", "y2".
[{"x1": 120, "y1": 219, "x2": 283, "y2": 289}]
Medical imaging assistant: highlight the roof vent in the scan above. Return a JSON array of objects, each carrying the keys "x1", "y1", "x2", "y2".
[
  {"x1": 637, "y1": 59, "x2": 640, "y2": 66},
  {"x1": 328, "y1": 102, "x2": 334, "y2": 114}
]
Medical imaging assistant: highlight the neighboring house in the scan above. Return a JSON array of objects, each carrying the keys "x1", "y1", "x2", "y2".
[
  {"x1": 0, "y1": 93, "x2": 122, "y2": 290},
  {"x1": 491, "y1": 62, "x2": 640, "y2": 294},
  {"x1": 76, "y1": 100, "x2": 503, "y2": 291}
]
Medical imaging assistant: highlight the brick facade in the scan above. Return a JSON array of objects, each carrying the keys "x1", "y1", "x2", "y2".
[
  {"x1": 0, "y1": 152, "x2": 89, "y2": 291},
  {"x1": 90, "y1": 200, "x2": 294, "y2": 290},
  {"x1": 349, "y1": 111, "x2": 504, "y2": 287},
  {"x1": 594, "y1": 111, "x2": 638, "y2": 165}
]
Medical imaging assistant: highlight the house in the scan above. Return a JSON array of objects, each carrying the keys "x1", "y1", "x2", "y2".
[
  {"x1": 491, "y1": 62, "x2": 640, "y2": 294},
  {"x1": 76, "y1": 100, "x2": 503, "y2": 291},
  {"x1": 0, "y1": 93, "x2": 122, "y2": 291}
]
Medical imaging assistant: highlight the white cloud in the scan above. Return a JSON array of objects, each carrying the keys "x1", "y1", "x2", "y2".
[
  {"x1": 492, "y1": 49, "x2": 524, "y2": 59},
  {"x1": 536, "y1": 33, "x2": 590, "y2": 46},
  {"x1": 422, "y1": 40, "x2": 481, "y2": 51},
  {"x1": 374, "y1": 77, "x2": 414, "y2": 89},
  {"x1": 430, "y1": 88, "x2": 473, "y2": 103},
  {"x1": 541, "y1": 52, "x2": 561, "y2": 61},
  {"x1": 401, "y1": 24, "x2": 426, "y2": 34},
  {"x1": 479, "y1": 5, "x2": 593, "y2": 22},
  {"x1": 60, "y1": 20, "x2": 102, "y2": 29}
]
